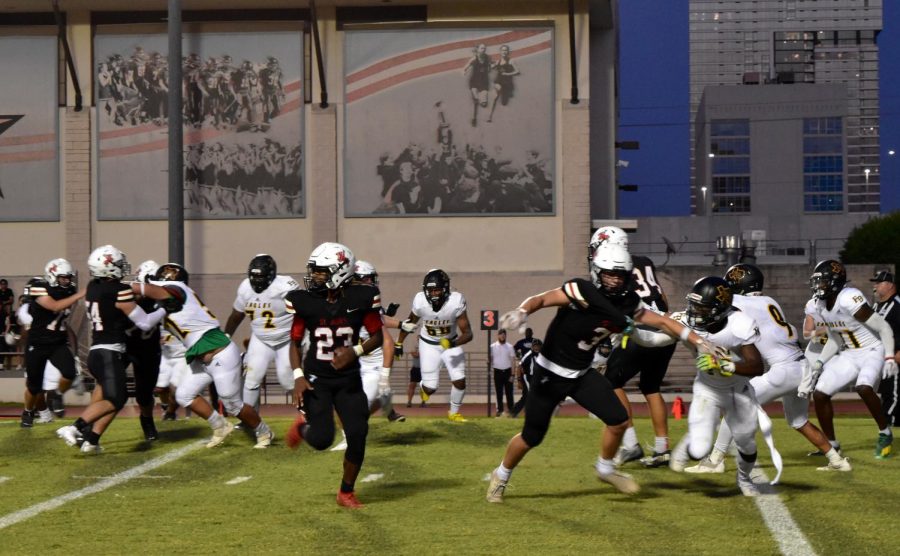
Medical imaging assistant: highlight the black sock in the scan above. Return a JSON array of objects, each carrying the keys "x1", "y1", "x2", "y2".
[
  {"x1": 340, "y1": 481, "x2": 354, "y2": 494},
  {"x1": 73, "y1": 417, "x2": 87, "y2": 429},
  {"x1": 85, "y1": 431, "x2": 101, "y2": 445}
]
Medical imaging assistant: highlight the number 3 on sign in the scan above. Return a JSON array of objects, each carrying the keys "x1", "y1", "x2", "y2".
[{"x1": 481, "y1": 309, "x2": 498, "y2": 331}]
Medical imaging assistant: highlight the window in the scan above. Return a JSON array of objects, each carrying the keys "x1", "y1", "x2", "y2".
[
  {"x1": 710, "y1": 118, "x2": 750, "y2": 214},
  {"x1": 803, "y1": 116, "x2": 844, "y2": 213}
]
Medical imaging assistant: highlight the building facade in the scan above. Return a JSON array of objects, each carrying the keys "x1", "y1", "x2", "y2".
[{"x1": 689, "y1": 0, "x2": 882, "y2": 214}]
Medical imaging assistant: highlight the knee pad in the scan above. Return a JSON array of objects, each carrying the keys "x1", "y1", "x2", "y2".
[
  {"x1": 221, "y1": 394, "x2": 244, "y2": 417},
  {"x1": 25, "y1": 374, "x2": 44, "y2": 396},
  {"x1": 175, "y1": 389, "x2": 196, "y2": 408},
  {"x1": 521, "y1": 424, "x2": 548, "y2": 448},
  {"x1": 105, "y1": 388, "x2": 128, "y2": 411}
]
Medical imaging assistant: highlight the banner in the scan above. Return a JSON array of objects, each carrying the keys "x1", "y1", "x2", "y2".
[
  {"x1": 344, "y1": 26, "x2": 555, "y2": 217},
  {"x1": 0, "y1": 35, "x2": 59, "y2": 221},
  {"x1": 95, "y1": 30, "x2": 304, "y2": 219}
]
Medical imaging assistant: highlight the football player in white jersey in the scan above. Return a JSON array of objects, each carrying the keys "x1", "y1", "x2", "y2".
[
  {"x1": 803, "y1": 260, "x2": 896, "y2": 459},
  {"x1": 687, "y1": 264, "x2": 850, "y2": 473},
  {"x1": 137, "y1": 263, "x2": 274, "y2": 449},
  {"x1": 223, "y1": 254, "x2": 300, "y2": 414},
  {"x1": 662, "y1": 277, "x2": 768, "y2": 496},
  {"x1": 395, "y1": 269, "x2": 473, "y2": 422},
  {"x1": 157, "y1": 327, "x2": 190, "y2": 420}
]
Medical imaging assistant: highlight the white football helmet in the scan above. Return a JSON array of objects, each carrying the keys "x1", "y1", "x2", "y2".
[
  {"x1": 134, "y1": 260, "x2": 160, "y2": 283},
  {"x1": 588, "y1": 226, "x2": 629, "y2": 260},
  {"x1": 87, "y1": 245, "x2": 130, "y2": 279},
  {"x1": 590, "y1": 243, "x2": 633, "y2": 296},
  {"x1": 353, "y1": 260, "x2": 378, "y2": 285},
  {"x1": 44, "y1": 258, "x2": 76, "y2": 287},
  {"x1": 306, "y1": 242, "x2": 356, "y2": 291}
]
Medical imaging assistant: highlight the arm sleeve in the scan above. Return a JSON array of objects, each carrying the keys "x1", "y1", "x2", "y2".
[
  {"x1": 128, "y1": 305, "x2": 166, "y2": 331},
  {"x1": 632, "y1": 328, "x2": 677, "y2": 347},
  {"x1": 866, "y1": 311, "x2": 895, "y2": 357},
  {"x1": 363, "y1": 311, "x2": 384, "y2": 335},
  {"x1": 816, "y1": 329, "x2": 841, "y2": 365}
]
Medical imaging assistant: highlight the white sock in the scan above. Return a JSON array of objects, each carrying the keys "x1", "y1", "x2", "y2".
[
  {"x1": 496, "y1": 463, "x2": 512, "y2": 482},
  {"x1": 254, "y1": 421, "x2": 271, "y2": 436},
  {"x1": 449, "y1": 386, "x2": 465, "y2": 413},
  {"x1": 880, "y1": 427, "x2": 892, "y2": 435},
  {"x1": 655, "y1": 436, "x2": 669, "y2": 454},
  {"x1": 825, "y1": 447, "x2": 842, "y2": 463},
  {"x1": 829, "y1": 439, "x2": 841, "y2": 450},
  {"x1": 207, "y1": 412, "x2": 226, "y2": 430},
  {"x1": 595, "y1": 457, "x2": 616, "y2": 476},
  {"x1": 623, "y1": 426, "x2": 638, "y2": 448}
]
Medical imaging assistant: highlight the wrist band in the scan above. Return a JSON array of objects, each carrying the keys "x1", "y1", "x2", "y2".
[
  {"x1": 678, "y1": 326, "x2": 691, "y2": 341},
  {"x1": 292, "y1": 367, "x2": 305, "y2": 379},
  {"x1": 353, "y1": 344, "x2": 365, "y2": 357},
  {"x1": 140, "y1": 282, "x2": 146, "y2": 297}
]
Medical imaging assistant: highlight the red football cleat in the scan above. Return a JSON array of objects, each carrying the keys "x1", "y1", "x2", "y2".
[
  {"x1": 336, "y1": 491, "x2": 365, "y2": 509},
  {"x1": 285, "y1": 413, "x2": 307, "y2": 450}
]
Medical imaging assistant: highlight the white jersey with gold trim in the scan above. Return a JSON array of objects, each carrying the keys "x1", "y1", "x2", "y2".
[
  {"x1": 161, "y1": 328, "x2": 186, "y2": 359},
  {"x1": 232, "y1": 274, "x2": 299, "y2": 346},
  {"x1": 153, "y1": 280, "x2": 218, "y2": 350},
  {"x1": 811, "y1": 286, "x2": 880, "y2": 350},
  {"x1": 412, "y1": 291, "x2": 466, "y2": 342},
  {"x1": 676, "y1": 311, "x2": 760, "y2": 389},
  {"x1": 732, "y1": 294, "x2": 802, "y2": 366}
]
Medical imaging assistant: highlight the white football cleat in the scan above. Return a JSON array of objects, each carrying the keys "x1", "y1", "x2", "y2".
[
  {"x1": 80, "y1": 442, "x2": 103, "y2": 455},
  {"x1": 669, "y1": 437, "x2": 690, "y2": 473},
  {"x1": 597, "y1": 469, "x2": 640, "y2": 495},
  {"x1": 254, "y1": 430, "x2": 275, "y2": 449},
  {"x1": 56, "y1": 425, "x2": 82, "y2": 447},
  {"x1": 206, "y1": 421, "x2": 234, "y2": 448},
  {"x1": 685, "y1": 456, "x2": 725, "y2": 474},
  {"x1": 36, "y1": 409, "x2": 55, "y2": 424},
  {"x1": 816, "y1": 457, "x2": 852, "y2": 472},
  {"x1": 485, "y1": 469, "x2": 508, "y2": 503},
  {"x1": 612, "y1": 444, "x2": 644, "y2": 466},
  {"x1": 737, "y1": 469, "x2": 760, "y2": 497}
]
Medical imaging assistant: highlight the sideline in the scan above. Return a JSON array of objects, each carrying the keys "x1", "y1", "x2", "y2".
[
  {"x1": 752, "y1": 470, "x2": 817, "y2": 556},
  {"x1": 0, "y1": 440, "x2": 204, "y2": 530}
]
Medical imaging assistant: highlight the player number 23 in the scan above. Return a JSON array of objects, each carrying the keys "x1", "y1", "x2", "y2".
[{"x1": 314, "y1": 326, "x2": 354, "y2": 361}]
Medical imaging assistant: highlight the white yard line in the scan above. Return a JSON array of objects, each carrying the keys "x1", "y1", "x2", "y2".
[
  {"x1": 0, "y1": 477, "x2": 9, "y2": 484},
  {"x1": 360, "y1": 473, "x2": 384, "y2": 483},
  {"x1": 225, "y1": 476, "x2": 252, "y2": 485},
  {"x1": 752, "y1": 471, "x2": 817, "y2": 556},
  {"x1": 71, "y1": 475, "x2": 172, "y2": 480},
  {"x1": 0, "y1": 440, "x2": 204, "y2": 531}
]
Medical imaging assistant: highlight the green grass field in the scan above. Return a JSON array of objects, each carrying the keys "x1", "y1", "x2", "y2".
[{"x1": 0, "y1": 415, "x2": 896, "y2": 555}]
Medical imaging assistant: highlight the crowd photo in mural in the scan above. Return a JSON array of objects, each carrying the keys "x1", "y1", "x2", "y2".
[
  {"x1": 344, "y1": 25, "x2": 555, "y2": 216},
  {"x1": 95, "y1": 28, "x2": 304, "y2": 219},
  {"x1": 0, "y1": 35, "x2": 60, "y2": 221}
]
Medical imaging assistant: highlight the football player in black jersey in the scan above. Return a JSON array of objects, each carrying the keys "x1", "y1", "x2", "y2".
[
  {"x1": 284, "y1": 242, "x2": 385, "y2": 509},
  {"x1": 590, "y1": 226, "x2": 678, "y2": 468},
  {"x1": 125, "y1": 260, "x2": 163, "y2": 441},
  {"x1": 21, "y1": 259, "x2": 84, "y2": 428},
  {"x1": 56, "y1": 246, "x2": 169, "y2": 453},
  {"x1": 485, "y1": 243, "x2": 709, "y2": 503}
]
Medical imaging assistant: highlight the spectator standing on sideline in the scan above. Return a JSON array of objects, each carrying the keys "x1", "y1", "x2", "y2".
[
  {"x1": 0, "y1": 279, "x2": 14, "y2": 317},
  {"x1": 491, "y1": 329, "x2": 517, "y2": 417},
  {"x1": 871, "y1": 270, "x2": 900, "y2": 426},
  {"x1": 513, "y1": 327, "x2": 536, "y2": 359},
  {"x1": 511, "y1": 339, "x2": 541, "y2": 417}
]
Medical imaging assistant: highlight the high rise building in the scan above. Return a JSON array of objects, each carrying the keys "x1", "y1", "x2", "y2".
[{"x1": 689, "y1": 0, "x2": 882, "y2": 214}]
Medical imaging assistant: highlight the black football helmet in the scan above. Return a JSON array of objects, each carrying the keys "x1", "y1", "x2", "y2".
[
  {"x1": 248, "y1": 254, "x2": 277, "y2": 293},
  {"x1": 685, "y1": 276, "x2": 733, "y2": 330},
  {"x1": 809, "y1": 259, "x2": 846, "y2": 299},
  {"x1": 155, "y1": 263, "x2": 189, "y2": 284},
  {"x1": 23, "y1": 276, "x2": 45, "y2": 301},
  {"x1": 724, "y1": 263, "x2": 764, "y2": 295},
  {"x1": 422, "y1": 269, "x2": 451, "y2": 311}
]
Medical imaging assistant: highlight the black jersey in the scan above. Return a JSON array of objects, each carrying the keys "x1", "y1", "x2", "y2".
[
  {"x1": 86, "y1": 279, "x2": 135, "y2": 346},
  {"x1": 631, "y1": 255, "x2": 667, "y2": 313},
  {"x1": 27, "y1": 280, "x2": 76, "y2": 346},
  {"x1": 541, "y1": 278, "x2": 640, "y2": 370},
  {"x1": 285, "y1": 284, "x2": 383, "y2": 379},
  {"x1": 126, "y1": 296, "x2": 161, "y2": 354}
]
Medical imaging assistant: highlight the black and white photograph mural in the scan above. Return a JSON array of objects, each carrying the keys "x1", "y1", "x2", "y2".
[
  {"x1": 0, "y1": 35, "x2": 59, "y2": 221},
  {"x1": 95, "y1": 29, "x2": 304, "y2": 219},
  {"x1": 344, "y1": 26, "x2": 554, "y2": 217}
]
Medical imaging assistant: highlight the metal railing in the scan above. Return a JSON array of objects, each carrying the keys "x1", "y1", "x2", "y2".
[{"x1": 630, "y1": 237, "x2": 847, "y2": 266}]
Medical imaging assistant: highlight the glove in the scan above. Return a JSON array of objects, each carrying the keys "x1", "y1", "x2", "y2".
[
  {"x1": 377, "y1": 367, "x2": 391, "y2": 397},
  {"x1": 400, "y1": 319, "x2": 418, "y2": 333},
  {"x1": 385, "y1": 302, "x2": 400, "y2": 317},
  {"x1": 883, "y1": 359, "x2": 898, "y2": 380},
  {"x1": 157, "y1": 296, "x2": 183, "y2": 313},
  {"x1": 620, "y1": 316, "x2": 635, "y2": 349},
  {"x1": 798, "y1": 360, "x2": 823, "y2": 398},
  {"x1": 499, "y1": 308, "x2": 528, "y2": 334},
  {"x1": 439, "y1": 338, "x2": 453, "y2": 350},
  {"x1": 393, "y1": 341, "x2": 403, "y2": 359},
  {"x1": 695, "y1": 353, "x2": 736, "y2": 377}
]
